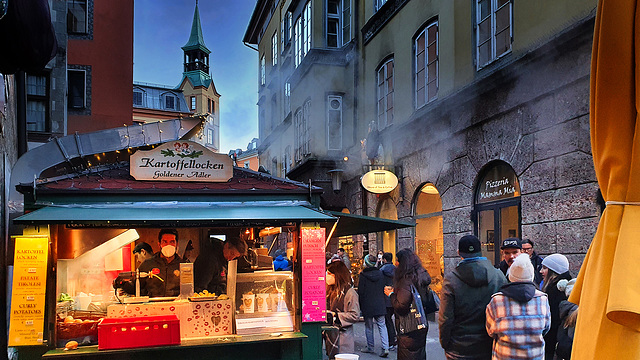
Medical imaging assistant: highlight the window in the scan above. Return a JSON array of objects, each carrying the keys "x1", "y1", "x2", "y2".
[
  {"x1": 294, "y1": 101, "x2": 311, "y2": 162},
  {"x1": 26, "y1": 74, "x2": 49, "y2": 132},
  {"x1": 282, "y1": 11, "x2": 292, "y2": 51},
  {"x1": 284, "y1": 81, "x2": 291, "y2": 115},
  {"x1": 271, "y1": 32, "x2": 278, "y2": 66},
  {"x1": 283, "y1": 145, "x2": 292, "y2": 175},
  {"x1": 294, "y1": 2, "x2": 312, "y2": 67},
  {"x1": 68, "y1": 69, "x2": 86, "y2": 109},
  {"x1": 271, "y1": 157, "x2": 278, "y2": 176},
  {"x1": 67, "y1": 0, "x2": 87, "y2": 34},
  {"x1": 190, "y1": 96, "x2": 196, "y2": 111},
  {"x1": 133, "y1": 90, "x2": 143, "y2": 106},
  {"x1": 375, "y1": 0, "x2": 387, "y2": 12},
  {"x1": 415, "y1": 21, "x2": 438, "y2": 109},
  {"x1": 244, "y1": 161, "x2": 251, "y2": 169},
  {"x1": 377, "y1": 59, "x2": 394, "y2": 128},
  {"x1": 303, "y1": 2, "x2": 312, "y2": 55},
  {"x1": 327, "y1": 0, "x2": 340, "y2": 48},
  {"x1": 342, "y1": 0, "x2": 351, "y2": 44},
  {"x1": 327, "y1": 95, "x2": 342, "y2": 150},
  {"x1": 207, "y1": 128, "x2": 214, "y2": 145},
  {"x1": 476, "y1": 0, "x2": 512, "y2": 69},
  {"x1": 260, "y1": 54, "x2": 266, "y2": 85},
  {"x1": 165, "y1": 95, "x2": 175, "y2": 110}
]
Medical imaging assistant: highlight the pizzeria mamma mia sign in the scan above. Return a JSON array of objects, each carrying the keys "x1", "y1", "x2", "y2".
[{"x1": 130, "y1": 141, "x2": 232, "y2": 182}]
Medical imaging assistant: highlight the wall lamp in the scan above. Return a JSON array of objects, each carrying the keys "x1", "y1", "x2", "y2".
[{"x1": 327, "y1": 169, "x2": 344, "y2": 193}]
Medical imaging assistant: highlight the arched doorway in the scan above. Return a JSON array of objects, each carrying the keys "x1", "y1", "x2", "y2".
[
  {"x1": 474, "y1": 161, "x2": 521, "y2": 265},
  {"x1": 376, "y1": 196, "x2": 397, "y2": 261},
  {"x1": 413, "y1": 183, "x2": 444, "y2": 294}
]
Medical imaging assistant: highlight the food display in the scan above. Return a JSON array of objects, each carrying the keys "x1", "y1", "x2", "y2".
[{"x1": 56, "y1": 311, "x2": 104, "y2": 348}]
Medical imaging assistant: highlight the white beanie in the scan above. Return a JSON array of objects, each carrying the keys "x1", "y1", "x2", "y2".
[
  {"x1": 542, "y1": 254, "x2": 569, "y2": 274},
  {"x1": 557, "y1": 278, "x2": 577, "y2": 297},
  {"x1": 509, "y1": 253, "x2": 535, "y2": 283}
]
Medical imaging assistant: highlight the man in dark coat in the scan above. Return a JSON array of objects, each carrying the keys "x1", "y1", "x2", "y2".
[
  {"x1": 194, "y1": 235, "x2": 247, "y2": 295},
  {"x1": 380, "y1": 252, "x2": 397, "y2": 350},
  {"x1": 521, "y1": 239, "x2": 544, "y2": 287},
  {"x1": 439, "y1": 235, "x2": 507, "y2": 360},
  {"x1": 357, "y1": 254, "x2": 389, "y2": 357}
]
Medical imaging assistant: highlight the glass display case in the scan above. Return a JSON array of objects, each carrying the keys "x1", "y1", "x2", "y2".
[{"x1": 234, "y1": 271, "x2": 295, "y2": 335}]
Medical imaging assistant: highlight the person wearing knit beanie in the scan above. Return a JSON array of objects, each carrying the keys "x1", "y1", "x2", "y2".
[
  {"x1": 508, "y1": 253, "x2": 535, "y2": 283},
  {"x1": 364, "y1": 253, "x2": 377, "y2": 268},
  {"x1": 358, "y1": 253, "x2": 390, "y2": 356},
  {"x1": 541, "y1": 253, "x2": 569, "y2": 275}
]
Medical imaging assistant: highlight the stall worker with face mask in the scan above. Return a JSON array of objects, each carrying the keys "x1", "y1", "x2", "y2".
[{"x1": 135, "y1": 229, "x2": 185, "y2": 297}]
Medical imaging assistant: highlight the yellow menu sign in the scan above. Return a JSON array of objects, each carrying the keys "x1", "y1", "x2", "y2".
[{"x1": 8, "y1": 236, "x2": 49, "y2": 346}]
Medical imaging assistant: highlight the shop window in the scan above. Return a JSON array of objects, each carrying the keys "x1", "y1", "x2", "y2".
[
  {"x1": 476, "y1": 0, "x2": 512, "y2": 69},
  {"x1": 68, "y1": 69, "x2": 86, "y2": 109},
  {"x1": 474, "y1": 161, "x2": 521, "y2": 265},
  {"x1": 376, "y1": 58, "x2": 394, "y2": 129},
  {"x1": 67, "y1": 0, "x2": 87, "y2": 34},
  {"x1": 413, "y1": 183, "x2": 444, "y2": 295},
  {"x1": 327, "y1": 95, "x2": 342, "y2": 150},
  {"x1": 26, "y1": 74, "x2": 49, "y2": 133},
  {"x1": 415, "y1": 20, "x2": 438, "y2": 109}
]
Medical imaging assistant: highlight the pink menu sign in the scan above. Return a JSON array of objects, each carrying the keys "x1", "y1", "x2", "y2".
[{"x1": 301, "y1": 228, "x2": 326, "y2": 322}]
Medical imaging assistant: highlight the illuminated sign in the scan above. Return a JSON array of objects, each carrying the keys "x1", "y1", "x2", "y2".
[
  {"x1": 8, "y1": 236, "x2": 49, "y2": 346},
  {"x1": 361, "y1": 169, "x2": 398, "y2": 194},
  {"x1": 130, "y1": 141, "x2": 233, "y2": 182},
  {"x1": 301, "y1": 228, "x2": 326, "y2": 322}
]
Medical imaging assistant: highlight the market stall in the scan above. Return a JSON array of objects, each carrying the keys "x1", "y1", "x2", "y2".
[{"x1": 9, "y1": 141, "x2": 335, "y2": 360}]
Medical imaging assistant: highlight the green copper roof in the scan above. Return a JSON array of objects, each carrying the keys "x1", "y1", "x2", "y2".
[
  {"x1": 181, "y1": 71, "x2": 212, "y2": 88},
  {"x1": 182, "y1": 3, "x2": 211, "y2": 54}
]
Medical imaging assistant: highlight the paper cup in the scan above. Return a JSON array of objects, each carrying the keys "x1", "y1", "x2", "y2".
[
  {"x1": 269, "y1": 293, "x2": 282, "y2": 311},
  {"x1": 242, "y1": 294, "x2": 255, "y2": 313},
  {"x1": 335, "y1": 354, "x2": 359, "y2": 360},
  {"x1": 256, "y1": 294, "x2": 269, "y2": 312}
]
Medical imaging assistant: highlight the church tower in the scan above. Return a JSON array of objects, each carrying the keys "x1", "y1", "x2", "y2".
[{"x1": 178, "y1": 1, "x2": 220, "y2": 152}]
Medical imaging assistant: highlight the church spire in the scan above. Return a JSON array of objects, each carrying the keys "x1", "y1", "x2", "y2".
[{"x1": 181, "y1": 1, "x2": 211, "y2": 84}]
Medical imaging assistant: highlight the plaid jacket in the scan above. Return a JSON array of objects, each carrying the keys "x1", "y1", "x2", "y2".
[{"x1": 486, "y1": 289, "x2": 551, "y2": 360}]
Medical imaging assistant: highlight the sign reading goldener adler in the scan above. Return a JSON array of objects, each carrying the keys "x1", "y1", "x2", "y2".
[{"x1": 130, "y1": 141, "x2": 233, "y2": 182}]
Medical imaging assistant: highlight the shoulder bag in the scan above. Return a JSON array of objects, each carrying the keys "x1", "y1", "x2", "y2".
[
  {"x1": 423, "y1": 287, "x2": 440, "y2": 314},
  {"x1": 395, "y1": 284, "x2": 428, "y2": 335}
]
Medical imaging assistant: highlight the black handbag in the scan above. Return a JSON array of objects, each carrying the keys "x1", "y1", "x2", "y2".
[
  {"x1": 423, "y1": 287, "x2": 440, "y2": 314},
  {"x1": 395, "y1": 284, "x2": 428, "y2": 335}
]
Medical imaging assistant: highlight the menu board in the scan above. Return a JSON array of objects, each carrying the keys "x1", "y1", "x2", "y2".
[
  {"x1": 8, "y1": 236, "x2": 49, "y2": 346},
  {"x1": 300, "y1": 228, "x2": 326, "y2": 322}
]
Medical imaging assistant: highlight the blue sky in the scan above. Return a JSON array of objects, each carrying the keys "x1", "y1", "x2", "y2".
[{"x1": 133, "y1": 0, "x2": 258, "y2": 154}]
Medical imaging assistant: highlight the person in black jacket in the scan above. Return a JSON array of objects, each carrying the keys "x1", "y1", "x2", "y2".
[
  {"x1": 380, "y1": 252, "x2": 397, "y2": 350},
  {"x1": 540, "y1": 253, "x2": 572, "y2": 360},
  {"x1": 521, "y1": 239, "x2": 544, "y2": 287},
  {"x1": 384, "y1": 249, "x2": 431, "y2": 360},
  {"x1": 358, "y1": 254, "x2": 390, "y2": 357},
  {"x1": 439, "y1": 235, "x2": 507, "y2": 360},
  {"x1": 555, "y1": 278, "x2": 577, "y2": 360},
  {"x1": 131, "y1": 229, "x2": 184, "y2": 297},
  {"x1": 194, "y1": 234, "x2": 247, "y2": 294}
]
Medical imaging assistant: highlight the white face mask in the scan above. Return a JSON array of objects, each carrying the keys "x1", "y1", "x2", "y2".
[
  {"x1": 161, "y1": 245, "x2": 176, "y2": 258},
  {"x1": 326, "y1": 273, "x2": 336, "y2": 286},
  {"x1": 378, "y1": 254, "x2": 383, "y2": 260}
]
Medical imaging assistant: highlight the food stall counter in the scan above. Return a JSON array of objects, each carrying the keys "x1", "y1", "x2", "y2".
[{"x1": 42, "y1": 332, "x2": 307, "y2": 360}]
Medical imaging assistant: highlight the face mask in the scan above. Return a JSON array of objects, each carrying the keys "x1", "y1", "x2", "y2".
[
  {"x1": 378, "y1": 254, "x2": 383, "y2": 260},
  {"x1": 326, "y1": 273, "x2": 335, "y2": 286},
  {"x1": 161, "y1": 245, "x2": 176, "y2": 257}
]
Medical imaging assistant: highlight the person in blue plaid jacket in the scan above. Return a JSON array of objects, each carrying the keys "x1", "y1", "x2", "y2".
[{"x1": 486, "y1": 254, "x2": 551, "y2": 360}]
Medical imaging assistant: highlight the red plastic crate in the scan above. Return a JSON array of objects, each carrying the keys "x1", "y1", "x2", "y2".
[{"x1": 98, "y1": 315, "x2": 180, "y2": 350}]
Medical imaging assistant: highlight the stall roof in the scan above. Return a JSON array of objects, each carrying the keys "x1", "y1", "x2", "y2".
[
  {"x1": 326, "y1": 210, "x2": 415, "y2": 237},
  {"x1": 14, "y1": 201, "x2": 335, "y2": 227}
]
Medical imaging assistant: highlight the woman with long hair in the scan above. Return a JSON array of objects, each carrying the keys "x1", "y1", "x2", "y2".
[
  {"x1": 325, "y1": 260, "x2": 360, "y2": 358},
  {"x1": 540, "y1": 254, "x2": 572, "y2": 360},
  {"x1": 384, "y1": 248, "x2": 432, "y2": 360}
]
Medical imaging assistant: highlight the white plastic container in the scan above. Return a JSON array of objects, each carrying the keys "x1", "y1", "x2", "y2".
[{"x1": 335, "y1": 354, "x2": 359, "y2": 360}]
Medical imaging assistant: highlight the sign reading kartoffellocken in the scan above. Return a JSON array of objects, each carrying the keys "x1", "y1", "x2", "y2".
[
  {"x1": 8, "y1": 235, "x2": 49, "y2": 346},
  {"x1": 130, "y1": 141, "x2": 233, "y2": 182}
]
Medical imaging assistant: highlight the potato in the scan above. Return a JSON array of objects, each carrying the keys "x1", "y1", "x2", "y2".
[
  {"x1": 63, "y1": 316, "x2": 74, "y2": 324},
  {"x1": 64, "y1": 340, "x2": 78, "y2": 350}
]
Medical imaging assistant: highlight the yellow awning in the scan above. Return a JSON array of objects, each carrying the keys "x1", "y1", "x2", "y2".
[{"x1": 569, "y1": 1, "x2": 640, "y2": 358}]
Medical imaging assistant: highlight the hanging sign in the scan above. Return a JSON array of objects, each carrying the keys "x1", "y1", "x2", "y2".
[
  {"x1": 130, "y1": 141, "x2": 233, "y2": 182},
  {"x1": 300, "y1": 227, "x2": 326, "y2": 322},
  {"x1": 361, "y1": 169, "x2": 398, "y2": 194},
  {"x1": 8, "y1": 235, "x2": 49, "y2": 346}
]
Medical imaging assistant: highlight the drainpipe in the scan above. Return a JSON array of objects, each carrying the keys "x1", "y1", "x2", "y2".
[{"x1": 16, "y1": 71, "x2": 27, "y2": 156}]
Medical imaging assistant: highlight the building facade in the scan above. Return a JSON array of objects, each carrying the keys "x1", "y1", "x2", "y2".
[
  {"x1": 25, "y1": 0, "x2": 133, "y2": 147},
  {"x1": 247, "y1": 0, "x2": 599, "y2": 290}
]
